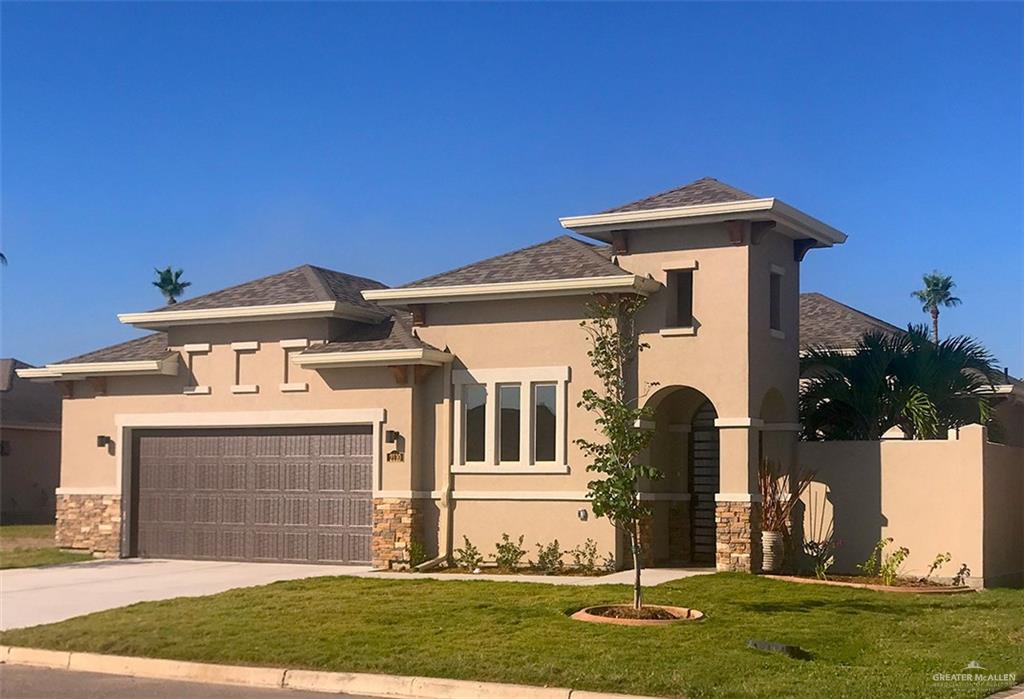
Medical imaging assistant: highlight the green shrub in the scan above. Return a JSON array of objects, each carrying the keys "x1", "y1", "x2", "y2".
[
  {"x1": 569, "y1": 539, "x2": 599, "y2": 573},
  {"x1": 494, "y1": 533, "x2": 526, "y2": 571},
  {"x1": 926, "y1": 552, "x2": 951, "y2": 580},
  {"x1": 454, "y1": 536, "x2": 483, "y2": 571},
  {"x1": 534, "y1": 540, "x2": 563, "y2": 575},
  {"x1": 409, "y1": 539, "x2": 428, "y2": 568}
]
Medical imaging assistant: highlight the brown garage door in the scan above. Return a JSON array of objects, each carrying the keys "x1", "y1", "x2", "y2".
[{"x1": 132, "y1": 426, "x2": 373, "y2": 564}]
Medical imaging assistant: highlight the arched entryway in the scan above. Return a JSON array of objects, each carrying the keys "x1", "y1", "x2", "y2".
[{"x1": 644, "y1": 386, "x2": 720, "y2": 566}]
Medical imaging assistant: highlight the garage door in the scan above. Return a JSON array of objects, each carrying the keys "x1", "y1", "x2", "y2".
[{"x1": 132, "y1": 426, "x2": 373, "y2": 564}]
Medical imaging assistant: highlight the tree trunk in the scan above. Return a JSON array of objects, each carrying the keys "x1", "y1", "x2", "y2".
[
  {"x1": 630, "y1": 523, "x2": 643, "y2": 610},
  {"x1": 168, "y1": 296, "x2": 177, "y2": 304},
  {"x1": 931, "y1": 308, "x2": 939, "y2": 343}
]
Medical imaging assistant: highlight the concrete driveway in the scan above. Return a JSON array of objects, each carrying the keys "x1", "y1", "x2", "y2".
[{"x1": 1, "y1": 559, "x2": 371, "y2": 630}]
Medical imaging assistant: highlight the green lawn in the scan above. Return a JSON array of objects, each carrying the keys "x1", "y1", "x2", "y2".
[
  {"x1": 0, "y1": 524, "x2": 93, "y2": 569},
  {"x1": 2, "y1": 574, "x2": 1021, "y2": 698}
]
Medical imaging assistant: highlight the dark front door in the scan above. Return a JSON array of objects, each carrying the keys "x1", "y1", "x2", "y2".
[
  {"x1": 689, "y1": 401, "x2": 719, "y2": 563},
  {"x1": 132, "y1": 426, "x2": 373, "y2": 564}
]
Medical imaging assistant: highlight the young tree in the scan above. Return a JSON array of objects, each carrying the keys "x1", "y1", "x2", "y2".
[
  {"x1": 153, "y1": 266, "x2": 192, "y2": 304},
  {"x1": 911, "y1": 271, "x2": 961, "y2": 343},
  {"x1": 575, "y1": 293, "x2": 660, "y2": 610}
]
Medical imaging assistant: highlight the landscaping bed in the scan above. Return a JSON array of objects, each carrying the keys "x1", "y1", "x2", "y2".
[
  {"x1": 765, "y1": 574, "x2": 974, "y2": 594},
  {"x1": 2, "y1": 573, "x2": 1021, "y2": 698}
]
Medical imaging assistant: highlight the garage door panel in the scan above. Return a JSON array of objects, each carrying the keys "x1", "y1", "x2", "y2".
[{"x1": 135, "y1": 426, "x2": 373, "y2": 564}]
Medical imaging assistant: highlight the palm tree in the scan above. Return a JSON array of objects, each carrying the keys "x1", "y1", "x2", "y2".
[
  {"x1": 800, "y1": 325, "x2": 999, "y2": 441},
  {"x1": 0, "y1": 252, "x2": 7, "y2": 265},
  {"x1": 152, "y1": 266, "x2": 191, "y2": 304},
  {"x1": 911, "y1": 271, "x2": 961, "y2": 342}
]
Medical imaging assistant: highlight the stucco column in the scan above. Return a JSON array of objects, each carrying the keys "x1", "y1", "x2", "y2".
[{"x1": 714, "y1": 420, "x2": 762, "y2": 573}]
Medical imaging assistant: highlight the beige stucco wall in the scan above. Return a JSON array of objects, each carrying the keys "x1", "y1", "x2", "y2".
[
  {"x1": 59, "y1": 319, "x2": 416, "y2": 492},
  {"x1": 798, "y1": 424, "x2": 1023, "y2": 587},
  {"x1": 0, "y1": 426, "x2": 61, "y2": 523}
]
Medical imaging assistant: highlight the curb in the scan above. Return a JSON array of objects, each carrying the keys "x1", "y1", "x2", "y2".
[{"x1": 0, "y1": 646, "x2": 663, "y2": 699}]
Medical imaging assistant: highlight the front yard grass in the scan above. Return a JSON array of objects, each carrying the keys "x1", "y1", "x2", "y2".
[
  {"x1": 0, "y1": 524, "x2": 93, "y2": 569},
  {"x1": 2, "y1": 573, "x2": 1021, "y2": 698}
]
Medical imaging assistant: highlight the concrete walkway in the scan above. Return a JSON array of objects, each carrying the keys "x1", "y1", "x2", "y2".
[{"x1": 1, "y1": 559, "x2": 371, "y2": 630}]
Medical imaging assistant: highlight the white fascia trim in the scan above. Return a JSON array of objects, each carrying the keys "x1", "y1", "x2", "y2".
[
  {"x1": 377, "y1": 490, "x2": 441, "y2": 500},
  {"x1": 16, "y1": 355, "x2": 179, "y2": 381},
  {"x1": 361, "y1": 275, "x2": 661, "y2": 306},
  {"x1": 294, "y1": 348, "x2": 454, "y2": 369},
  {"x1": 714, "y1": 417, "x2": 765, "y2": 428},
  {"x1": 114, "y1": 408, "x2": 386, "y2": 429},
  {"x1": 715, "y1": 493, "x2": 763, "y2": 503},
  {"x1": 451, "y1": 464, "x2": 570, "y2": 475},
  {"x1": 559, "y1": 198, "x2": 847, "y2": 246},
  {"x1": 118, "y1": 301, "x2": 387, "y2": 329}
]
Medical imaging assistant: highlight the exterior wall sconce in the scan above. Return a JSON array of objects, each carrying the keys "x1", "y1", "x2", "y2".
[
  {"x1": 577, "y1": 508, "x2": 588, "y2": 521},
  {"x1": 97, "y1": 435, "x2": 112, "y2": 448},
  {"x1": 385, "y1": 430, "x2": 399, "y2": 444}
]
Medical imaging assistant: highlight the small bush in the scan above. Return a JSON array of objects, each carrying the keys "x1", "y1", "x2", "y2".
[
  {"x1": 953, "y1": 563, "x2": 971, "y2": 587},
  {"x1": 879, "y1": 545, "x2": 910, "y2": 586},
  {"x1": 534, "y1": 540, "x2": 564, "y2": 575},
  {"x1": 926, "y1": 552, "x2": 951, "y2": 580},
  {"x1": 803, "y1": 538, "x2": 840, "y2": 580},
  {"x1": 856, "y1": 537, "x2": 891, "y2": 577},
  {"x1": 569, "y1": 539, "x2": 600, "y2": 573},
  {"x1": 409, "y1": 539, "x2": 428, "y2": 568},
  {"x1": 454, "y1": 536, "x2": 483, "y2": 571},
  {"x1": 494, "y1": 533, "x2": 526, "y2": 571}
]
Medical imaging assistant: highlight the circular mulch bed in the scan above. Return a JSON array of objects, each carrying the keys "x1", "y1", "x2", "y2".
[
  {"x1": 764, "y1": 575, "x2": 975, "y2": 594},
  {"x1": 571, "y1": 605, "x2": 704, "y2": 626}
]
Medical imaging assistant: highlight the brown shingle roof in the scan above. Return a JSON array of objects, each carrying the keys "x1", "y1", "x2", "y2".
[
  {"x1": 301, "y1": 314, "x2": 437, "y2": 354},
  {"x1": 602, "y1": 177, "x2": 757, "y2": 214},
  {"x1": 799, "y1": 293, "x2": 903, "y2": 350},
  {"x1": 401, "y1": 236, "x2": 623, "y2": 288},
  {"x1": 60, "y1": 333, "x2": 171, "y2": 364},
  {"x1": 152, "y1": 265, "x2": 387, "y2": 313}
]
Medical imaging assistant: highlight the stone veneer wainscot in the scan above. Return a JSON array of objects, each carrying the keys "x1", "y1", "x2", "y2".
[
  {"x1": 372, "y1": 498, "x2": 423, "y2": 570},
  {"x1": 55, "y1": 493, "x2": 121, "y2": 556}
]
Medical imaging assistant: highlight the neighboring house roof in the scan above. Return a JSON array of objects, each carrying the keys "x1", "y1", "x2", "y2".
[
  {"x1": 602, "y1": 177, "x2": 758, "y2": 213},
  {"x1": 799, "y1": 293, "x2": 903, "y2": 350},
  {"x1": 400, "y1": 235, "x2": 622, "y2": 288},
  {"x1": 60, "y1": 333, "x2": 172, "y2": 364},
  {"x1": 0, "y1": 359, "x2": 62, "y2": 426},
  {"x1": 302, "y1": 314, "x2": 434, "y2": 354},
  {"x1": 150, "y1": 265, "x2": 387, "y2": 313}
]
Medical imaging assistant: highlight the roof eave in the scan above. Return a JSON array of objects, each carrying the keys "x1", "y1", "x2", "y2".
[
  {"x1": 16, "y1": 355, "x2": 180, "y2": 382},
  {"x1": 293, "y1": 348, "x2": 454, "y2": 369},
  {"x1": 362, "y1": 275, "x2": 661, "y2": 306},
  {"x1": 118, "y1": 301, "x2": 388, "y2": 329},
  {"x1": 560, "y1": 198, "x2": 847, "y2": 247}
]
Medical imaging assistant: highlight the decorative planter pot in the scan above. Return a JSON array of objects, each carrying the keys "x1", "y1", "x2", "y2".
[{"x1": 762, "y1": 530, "x2": 784, "y2": 573}]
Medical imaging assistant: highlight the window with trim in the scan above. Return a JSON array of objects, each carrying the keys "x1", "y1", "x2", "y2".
[
  {"x1": 463, "y1": 384, "x2": 487, "y2": 463},
  {"x1": 667, "y1": 269, "x2": 694, "y2": 328},
  {"x1": 453, "y1": 367, "x2": 569, "y2": 470},
  {"x1": 769, "y1": 271, "x2": 782, "y2": 332}
]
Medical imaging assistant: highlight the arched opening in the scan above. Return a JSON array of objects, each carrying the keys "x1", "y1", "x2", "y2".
[{"x1": 644, "y1": 385, "x2": 719, "y2": 566}]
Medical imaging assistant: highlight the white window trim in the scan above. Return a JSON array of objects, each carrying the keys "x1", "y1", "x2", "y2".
[
  {"x1": 232, "y1": 341, "x2": 260, "y2": 392},
  {"x1": 452, "y1": 367, "x2": 570, "y2": 470},
  {"x1": 280, "y1": 339, "x2": 309, "y2": 390},
  {"x1": 183, "y1": 343, "x2": 211, "y2": 395}
]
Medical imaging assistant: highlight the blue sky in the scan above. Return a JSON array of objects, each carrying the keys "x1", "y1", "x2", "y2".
[{"x1": 3, "y1": 3, "x2": 1021, "y2": 370}]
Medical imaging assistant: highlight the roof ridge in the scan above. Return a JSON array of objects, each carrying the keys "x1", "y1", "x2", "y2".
[
  {"x1": 601, "y1": 176, "x2": 758, "y2": 214},
  {"x1": 401, "y1": 235, "x2": 578, "y2": 288},
  {"x1": 800, "y1": 292, "x2": 903, "y2": 333},
  {"x1": 300, "y1": 265, "x2": 338, "y2": 303},
  {"x1": 306, "y1": 264, "x2": 389, "y2": 289},
  {"x1": 555, "y1": 235, "x2": 624, "y2": 273}
]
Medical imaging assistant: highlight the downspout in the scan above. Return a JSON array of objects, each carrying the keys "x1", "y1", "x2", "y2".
[{"x1": 415, "y1": 360, "x2": 454, "y2": 571}]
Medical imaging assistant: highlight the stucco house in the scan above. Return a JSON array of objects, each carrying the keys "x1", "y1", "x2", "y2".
[
  {"x1": 1, "y1": 358, "x2": 62, "y2": 523},
  {"x1": 18, "y1": 177, "x2": 855, "y2": 571}
]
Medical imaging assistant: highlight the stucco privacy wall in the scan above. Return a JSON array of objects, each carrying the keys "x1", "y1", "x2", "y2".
[
  {"x1": 797, "y1": 425, "x2": 1024, "y2": 587},
  {"x1": 0, "y1": 426, "x2": 61, "y2": 523}
]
